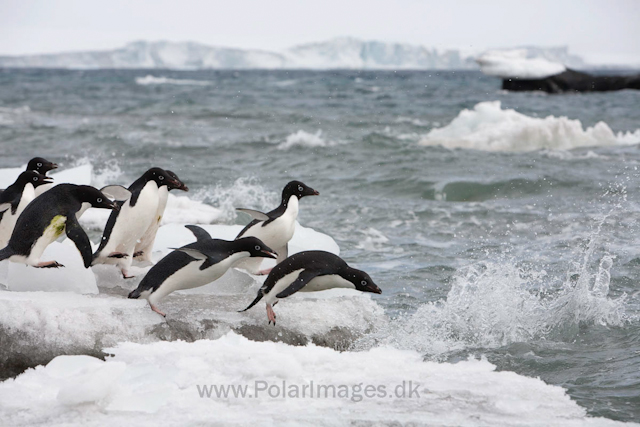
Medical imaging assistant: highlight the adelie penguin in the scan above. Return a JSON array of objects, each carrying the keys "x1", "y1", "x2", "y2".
[
  {"x1": 0, "y1": 156, "x2": 57, "y2": 197},
  {"x1": 133, "y1": 170, "x2": 189, "y2": 264},
  {"x1": 128, "y1": 225, "x2": 277, "y2": 317},
  {"x1": 0, "y1": 171, "x2": 53, "y2": 247},
  {"x1": 234, "y1": 180, "x2": 319, "y2": 275},
  {"x1": 240, "y1": 250, "x2": 382, "y2": 325},
  {"x1": 92, "y1": 168, "x2": 187, "y2": 278},
  {"x1": 0, "y1": 184, "x2": 130, "y2": 268}
]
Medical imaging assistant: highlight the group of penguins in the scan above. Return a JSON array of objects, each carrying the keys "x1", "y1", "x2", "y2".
[{"x1": 0, "y1": 157, "x2": 381, "y2": 324}]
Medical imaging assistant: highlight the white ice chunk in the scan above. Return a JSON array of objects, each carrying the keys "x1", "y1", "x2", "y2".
[
  {"x1": 49, "y1": 164, "x2": 92, "y2": 185},
  {"x1": 420, "y1": 101, "x2": 640, "y2": 152},
  {"x1": 5, "y1": 239, "x2": 98, "y2": 294},
  {"x1": 476, "y1": 49, "x2": 566, "y2": 79}
]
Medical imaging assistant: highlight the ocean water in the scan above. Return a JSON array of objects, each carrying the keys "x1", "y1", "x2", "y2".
[{"x1": 1, "y1": 68, "x2": 640, "y2": 424}]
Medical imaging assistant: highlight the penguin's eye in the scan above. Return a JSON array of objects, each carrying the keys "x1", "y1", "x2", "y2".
[
  {"x1": 361, "y1": 280, "x2": 367, "y2": 286},
  {"x1": 298, "y1": 185, "x2": 303, "y2": 192},
  {"x1": 33, "y1": 177, "x2": 38, "y2": 181},
  {"x1": 255, "y1": 245, "x2": 261, "y2": 251},
  {"x1": 159, "y1": 176, "x2": 164, "y2": 180},
  {"x1": 37, "y1": 162, "x2": 42, "y2": 167},
  {"x1": 97, "y1": 198, "x2": 103, "y2": 203}
]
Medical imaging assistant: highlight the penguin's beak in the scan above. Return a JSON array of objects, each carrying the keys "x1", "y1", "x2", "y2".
[
  {"x1": 43, "y1": 176, "x2": 54, "y2": 184},
  {"x1": 365, "y1": 282, "x2": 382, "y2": 294},
  {"x1": 109, "y1": 201, "x2": 120, "y2": 211},
  {"x1": 49, "y1": 162, "x2": 58, "y2": 170},
  {"x1": 171, "y1": 180, "x2": 189, "y2": 192},
  {"x1": 312, "y1": 190, "x2": 320, "y2": 196},
  {"x1": 261, "y1": 249, "x2": 278, "y2": 259}
]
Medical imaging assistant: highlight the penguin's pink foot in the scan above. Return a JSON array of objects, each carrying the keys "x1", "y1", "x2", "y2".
[
  {"x1": 122, "y1": 270, "x2": 135, "y2": 279},
  {"x1": 108, "y1": 252, "x2": 129, "y2": 259},
  {"x1": 258, "y1": 268, "x2": 273, "y2": 276},
  {"x1": 150, "y1": 303, "x2": 166, "y2": 317},
  {"x1": 133, "y1": 251, "x2": 144, "y2": 257},
  {"x1": 266, "y1": 304, "x2": 277, "y2": 325},
  {"x1": 35, "y1": 261, "x2": 64, "y2": 268}
]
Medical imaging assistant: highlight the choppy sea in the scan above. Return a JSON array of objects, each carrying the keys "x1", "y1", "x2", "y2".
[{"x1": 1, "y1": 68, "x2": 640, "y2": 425}]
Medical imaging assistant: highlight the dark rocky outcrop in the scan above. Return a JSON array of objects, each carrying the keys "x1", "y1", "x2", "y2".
[{"x1": 502, "y1": 69, "x2": 640, "y2": 93}]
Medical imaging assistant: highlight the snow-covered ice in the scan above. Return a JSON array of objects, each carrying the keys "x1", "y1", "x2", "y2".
[
  {"x1": 476, "y1": 49, "x2": 567, "y2": 79},
  {"x1": 0, "y1": 332, "x2": 629, "y2": 426}
]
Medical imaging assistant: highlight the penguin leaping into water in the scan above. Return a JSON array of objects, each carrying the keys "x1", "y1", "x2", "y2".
[
  {"x1": 128, "y1": 225, "x2": 277, "y2": 317},
  {"x1": 0, "y1": 171, "x2": 53, "y2": 247},
  {"x1": 0, "y1": 184, "x2": 129, "y2": 268},
  {"x1": 92, "y1": 167, "x2": 186, "y2": 278},
  {"x1": 240, "y1": 250, "x2": 381, "y2": 325},
  {"x1": 234, "y1": 180, "x2": 319, "y2": 275}
]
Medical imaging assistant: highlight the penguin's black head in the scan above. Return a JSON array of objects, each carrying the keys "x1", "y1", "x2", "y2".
[
  {"x1": 17, "y1": 171, "x2": 53, "y2": 188},
  {"x1": 165, "y1": 170, "x2": 189, "y2": 192},
  {"x1": 76, "y1": 185, "x2": 120, "y2": 210},
  {"x1": 235, "y1": 237, "x2": 278, "y2": 259},
  {"x1": 282, "y1": 180, "x2": 319, "y2": 201},
  {"x1": 144, "y1": 167, "x2": 186, "y2": 190},
  {"x1": 346, "y1": 268, "x2": 382, "y2": 294},
  {"x1": 26, "y1": 157, "x2": 57, "y2": 174}
]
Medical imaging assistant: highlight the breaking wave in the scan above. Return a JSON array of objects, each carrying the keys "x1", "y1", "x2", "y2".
[
  {"x1": 419, "y1": 101, "x2": 640, "y2": 152},
  {"x1": 355, "y1": 238, "x2": 628, "y2": 357},
  {"x1": 277, "y1": 130, "x2": 337, "y2": 150},
  {"x1": 135, "y1": 75, "x2": 212, "y2": 86}
]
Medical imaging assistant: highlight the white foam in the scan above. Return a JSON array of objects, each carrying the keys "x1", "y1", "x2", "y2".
[
  {"x1": 201, "y1": 177, "x2": 278, "y2": 223},
  {"x1": 476, "y1": 49, "x2": 566, "y2": 79},
  {"x1": 135, "y1": 75, "x2": 211, "y2": 86},
  {"x1": 0, "y1": 332, "x2": 626, "y2": 426},
  {"x1": 356, "y1": 250, "x2": 626, "y2": 357},
  {"x1": 277, "y1": 130, "x2": 336, "y2": 150},
  {"x1": 419, "y1": 101, "x2": 640, "y2": 152}
]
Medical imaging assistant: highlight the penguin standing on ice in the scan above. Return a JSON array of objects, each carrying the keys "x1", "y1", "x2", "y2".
[
  {"x1": 240, "y1": 250, "x2": 381, "y2": 325},
  {"x1": 92, "y1": 168, "x2": 187, "y2": 278},
  {"x1": 0, "y1": 171, "x2": 53, "y2": 246},
  {"x1": 128, "y1": 225, "x2": 277, "y2": 317},
  {"x1": 0, "y1": 184, "x2": 129, "y2": 268},
  {"x1": 234, "y1": 180, "x2": 319, "y2": 275},
  {"x1": 133, "y1": 170, "x2": 189, "y2": 263}
]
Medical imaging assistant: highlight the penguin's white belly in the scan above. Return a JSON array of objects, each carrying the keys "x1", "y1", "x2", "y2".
[
  {"x1": 135, "y1": 187, "x2": 168, "y2": 261},
  {"x1": 23, "y1": 215, "x2": 67, "y2": 265},
  {"x1": 149, "y1": 252, "x2": 248, "y2": 303},
  {"x1": 243, "y1": 215, "x2": 296, "y2": 251},
  {"x1": 264, "y1": 269, "x2": 304, "y2": 305},
  {"x1": 301, "y1": 275, "x2": 355, "y2": 292},
  {"x1": 99, "y1": 183, "x2": 159, "y2": 257},
  {"x1": 0, "y1": 184, "x2": 35, "y2": 247}
]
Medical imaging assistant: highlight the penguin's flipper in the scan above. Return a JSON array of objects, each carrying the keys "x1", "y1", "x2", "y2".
[
  {"x1": 171, "y1": 247, "x2": 208, "y2": 260},
  {"x1": 276, "y1": 270, "x2": 323, "y2": 298},
  {"x1": 236, "y1": 208, "x2": 270, "y2": 221},
  {"x1": 100, "y1": 185, "x2": 131, "y2": 201},
  {"x1": 275, "y1": 244, "x2": 288, "y2": 264},
  {"x1": 185, "y1": 225, "x2": 212, "y2": 242},
  {"x1": 65, "y1": 214, "x2": 93, "y2": 268}
]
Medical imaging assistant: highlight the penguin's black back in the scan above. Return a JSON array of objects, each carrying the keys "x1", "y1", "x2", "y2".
[
  {"x1": 262, "y1": 251, "x2": 347, "y2": 292},
  {"x1": 6, "y1": 184, "x2": 83, "y2": 256}
]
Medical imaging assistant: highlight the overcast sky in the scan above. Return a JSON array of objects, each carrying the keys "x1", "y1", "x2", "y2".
[{"x1": 0, "y1": 0, "x2": 638, "y2": 64}]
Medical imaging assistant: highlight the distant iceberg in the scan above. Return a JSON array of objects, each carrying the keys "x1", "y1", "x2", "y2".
[{"x1": 0, "y1": 38, "x2": 588, "y2": 71}]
